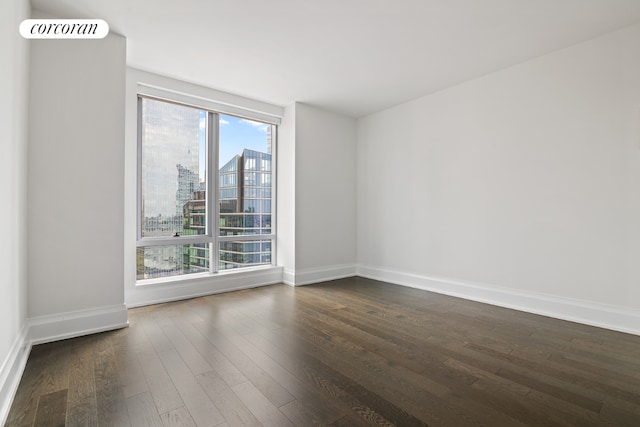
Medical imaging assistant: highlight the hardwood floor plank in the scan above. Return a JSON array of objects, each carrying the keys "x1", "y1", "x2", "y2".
[
  {"x1": 141, "y1": 313, "x2": 175, "y2": 353},
  {"x1": 524, "y1": 388, "x2": 609, "y2": 427},
  {"x1": 469, "y1": 376, "x2": 575, "y2": 426},
  {"x1": 93, "y1": 334, "x2": 131, "y2": 427},
  {"x1": 231, "y1": 381, "x2": 295, "y2": 427},
  {"x1": 206, "y1": 318, "x2": 348, "y2": 424},
  {"x1": 126, "y1": 392, "x2": 164, "y2": 427},
  {"x1": 568, "y1": 336, "x2": 640, "y2": 367},
  {"x1": 6, "y1": 278, "x2": 640, "y2": 427},
  {"x1": 66, "y1": 336, "x2": 98, "y2": 427},
  {"x1": 243, "y1": 328, "x2": 432, "y2": 426},
  {"x1": 157, "y1": 348, "x2": 225, "y2": 427},
  {"x1": 329, "y1": 413, "x2": 384, "y2": 427},
  {"x1": 196, "y1": 371, "x2": 261, "y2": 427},
  {"x1": 119, "y1": 351, "x2": 149, "y2": 399},
  {"x1": 279, "y1": 400, "x2": 328, "y2": 427},
  {"x1": 6, "y1": 355, "x2": 49, "y2": 426},
  {"x1": 7, "y1": 340, "x2": 72, "y2": 427},
  {"x1": 290, "y1": 309, "x2": 455, "y2": 399},
  {"x1": 253, "y1": 326, "x2": 440, "y2": 426},
  {"x1": 295, "y1": 300, "x2": 478, "y2": 389},
  {"x1": 171, "y1": 319, "x2": 248, "y2": 387},
  {"x1": 160, "y1": 407, "x2": 197, "y2": 427},
  {"x1": 549, "y1": 352, "x2": 640, "y2": 388},
  {"x1": 467, "y1": 340, "x2": 640, "y2": 405},
  {"x1": 33, "y1": 389, "x2": 67, "y2": 427},
  {"x1": 109, "y1": 328, "x2": 150, "y2": 400},
  {"x1": 495, "y1": 367, "x2": 603, "y2": 412},
  {"x1": 137, "y1": 353, "x2": 184, "y2": 415},
  {"x1": 161, "y1": 323, "x2": 213, "y2": 376},
  {"x1": 191, "y1": 321, "x2": 295, "y2": 408},
  {"x1": 599, "y1": 399, "x2": 640, "y2": 427}
]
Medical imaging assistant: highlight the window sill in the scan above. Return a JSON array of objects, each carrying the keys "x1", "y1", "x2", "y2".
[
  {"x1": 128, "y1": 264, "x2": 284, "y2": 307},
  {"x1": 135, "y1": 264, "x2": 282, "y2": 288}
]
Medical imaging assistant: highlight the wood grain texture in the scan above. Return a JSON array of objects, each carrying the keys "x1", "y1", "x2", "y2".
[
  {"x1": 159, "y1": 407, "x2": 197, "y2": 427},
  {"x1": 6, "y1": 277, "x2": 640, "y2": 426},
  {"x1": 33, "y1": 389, "x2": 67, "y2": 427}
]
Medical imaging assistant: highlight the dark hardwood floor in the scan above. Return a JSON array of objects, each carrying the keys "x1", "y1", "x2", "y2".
[{"x1": 5, "y1": 277, "x2": 640, "y2": 426}]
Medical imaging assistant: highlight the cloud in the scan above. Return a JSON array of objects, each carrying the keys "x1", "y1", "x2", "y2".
[
  {"x1": 219, "y1": 118, "x2": 229, "y2": 126},
  {"x1": 199, "y1": 115, "x2": 206, "y2": 130},
  {"x1": 240, "y1": 118, "x2": 269, "y2": 132}
]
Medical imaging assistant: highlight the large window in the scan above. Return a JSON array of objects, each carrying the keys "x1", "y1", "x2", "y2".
[{"x1": 137, "y1": 96, "x2": 276, "y2": 280}]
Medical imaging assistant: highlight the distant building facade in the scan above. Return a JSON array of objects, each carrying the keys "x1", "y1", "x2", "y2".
[
  {"x1": 182, "y1": 148, "x2": 272, "y2": 271},
  {"x1": 182, "y1": 189, "x2": 208, "y2": 273},
  {"x1": 137, "y1": 96, "x2": 200, "y2": 280}
]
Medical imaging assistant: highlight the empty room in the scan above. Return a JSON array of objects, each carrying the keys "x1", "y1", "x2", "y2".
[{"x1": 2, "y1": 0, "x2": 640, "y2": 426}]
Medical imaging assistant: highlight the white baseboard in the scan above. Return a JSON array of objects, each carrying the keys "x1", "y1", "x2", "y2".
[
  {"x1": 292, "y1": 263, "x2": 357, "y2": 286},
  {"x1": 283, "y1": 268, "x2": 295, "y2": 286},
  {"x1": 0, "y1": 325, "x2": 30, "y2": 427},
  {"x1": 357, "y1": 264, "x2": 640, "y2": 336},
  {"x1": 29, "y1": 304, "x2": 129, "y2": 345},
  {"x1": 127, "y1": 266, "x2": 284, "y2": 308}
]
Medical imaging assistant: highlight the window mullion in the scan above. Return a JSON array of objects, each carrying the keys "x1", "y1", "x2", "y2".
[
  {"x1": 218, "y1": 234, "x2": 275, "y2": 242},
  {"x1": 136, "y1": 97, "x2": 143, "y2": 242},
  {"x1": 271, "y1": 125, "x2": 277, "y2": 266},
  {"x1": 137, "y1": 236, "x2": 214, "y2": 247},
  {"x1": 209, "y1": 111, "x2": 219, "y2": 273}
]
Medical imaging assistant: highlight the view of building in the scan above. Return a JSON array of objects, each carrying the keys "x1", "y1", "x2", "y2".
[
  {"x1": 137, "y1": 99, "x2": 203, "y2": 279},
  {"x1": 181, "y1": 148, "x2": 273, "y2": 271},
  {"x1": 136, "y1": 163, "x2": 203, "y2": 279},
  {"x1": 219, "y1": 149, "x2": 272, "y2": 269},
  {"x1": 181, "y1": 189, "x2": 208, "y2": 273}
]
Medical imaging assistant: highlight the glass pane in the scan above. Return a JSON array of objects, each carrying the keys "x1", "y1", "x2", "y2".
[
  {"x1": 219, "y1": 115, "x2": 273, "y2": 241},
  {"x1": 137, "y1": 244, "x2": 210, "y2": 280},
  {"x1": 219, "y1": 240, "x2": 272, "y2": 270},
  {"x1": 140, "y1": 98, "x2": 207, "y2": 238}
]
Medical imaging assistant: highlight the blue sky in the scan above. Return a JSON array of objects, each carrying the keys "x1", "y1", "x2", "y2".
[{"x1": 199, "y1": 112, "x2": 270, "y2": 179}]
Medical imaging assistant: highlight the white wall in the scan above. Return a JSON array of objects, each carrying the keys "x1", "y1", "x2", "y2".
[
  {"x1": 0, "y1": 0, "x2": 31, "y2": 421},
  {"x1": 28, "y1": 28, "x2": 128, "y2": 338},
  {"x1": 277, "y1": 104, "x2": 296, "y2": 282},
  {"x1": 357, "y1": 24, "x2": 640, "y2": 333},
  {"x1": 293, "y1": 103, "x2": 357, "y2": 284}
]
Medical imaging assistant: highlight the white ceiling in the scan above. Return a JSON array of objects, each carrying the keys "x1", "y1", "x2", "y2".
[{"x1": 32, "y1": 0, "x2": 640, "y2": 117}]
